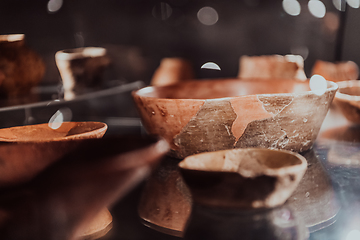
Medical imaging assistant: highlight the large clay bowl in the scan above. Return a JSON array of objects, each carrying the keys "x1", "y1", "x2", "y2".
[
  {"x1": 333, "y1": 80, "x2": 360, "y2": 124},
  {"x1": 178, "y1": 148, "x2": 307, "y2": 209},
  {"x1": 0, "y1": 122, "x2": 107, "y2": 187},
  {"x1": 132, "y1": 78, "x2": 338, "y2": 158}
]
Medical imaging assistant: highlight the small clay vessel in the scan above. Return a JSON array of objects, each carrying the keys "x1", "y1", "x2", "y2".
[
  {"x1": 333, "y1": 80, "x2": 360, "y2": 124},
  {"x1": 0, "y1": 34, "x2": 45, "y2": 98},
  {"x1": 55, "y1": 47, "x2": 111, "y2": 100},
  {"x1": 178, "y1": 148, "x2": 307, "y2": 209},
  {"x1": 132, "y1": 78, "x2": 338, "y2": 158}
]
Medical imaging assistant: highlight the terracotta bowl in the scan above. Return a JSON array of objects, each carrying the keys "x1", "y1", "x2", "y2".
[
  {"x1": 0, "y1": 122, "x2": 107, "y2": 187},
  {"x1": 333, "y1": 80, "x2": 360, "y2": 124},
  {"x1": 132, "y1": 78, "x2": 338, "y2": 158},
  {"x1": 178, "y1": 148, "x2": 307, "y2": 209}
]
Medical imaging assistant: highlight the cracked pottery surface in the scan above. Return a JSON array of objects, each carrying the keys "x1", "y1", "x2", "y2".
[{"x1": 133, "y1": 78, "x2": 338, "y2": 158}]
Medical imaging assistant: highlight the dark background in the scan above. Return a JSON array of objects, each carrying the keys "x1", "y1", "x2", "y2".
[{"x1": 0, "y1": 0, "x2": 359, "y2": 86}]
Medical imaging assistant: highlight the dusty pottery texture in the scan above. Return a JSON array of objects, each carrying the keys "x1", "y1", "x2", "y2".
[
  {"x1": 55, "y1": 47, "x2": 111, "y2": 100},
  {"x1": 0, "y1": 122, "x2": 107, "y2": 186},
  {"x1": 0, "y1": 34, "x2": 45, "y2": 98},
  {"x1": 333, "y1": 80, "x2": 360, "y2": 124},
  {"x1": 132, "y1": 78, "x2": 338, "y2": 158},
  {"x1": 179, "y1": 148, "x2": 307, "y2": 209}
]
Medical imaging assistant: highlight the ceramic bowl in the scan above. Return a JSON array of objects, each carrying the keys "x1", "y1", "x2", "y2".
[
  {"x1": 333, "y1": 80, "x2": 360, "y2": 124},
  {"x1": 178, "y1": 148, "x2": 307, "y2": 209},
  {"x1": 132, "y1": 78, "x2": 338, "y2": 158},
  {"x1": 0, "y1": 122, "x2": 107, "y2": 187}
]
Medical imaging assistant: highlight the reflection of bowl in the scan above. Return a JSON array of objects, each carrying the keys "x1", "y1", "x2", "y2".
[
  {"x1": 179, "y1": 148, "x2": 307, "y2": 209},
  {"x1": 333, "y1": 80, "x2": 360, "y2": 124},
  {"x1": 0, "y1": 122, "x2": 107, "y2": 187},
  {"x1": 132, "y1": 78, "x2": 338, "y2": 158}
]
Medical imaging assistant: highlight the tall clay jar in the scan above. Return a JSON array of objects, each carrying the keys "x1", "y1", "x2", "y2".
[{"x1": 0, "y1": 34, "x2": 45, "y2": 98}]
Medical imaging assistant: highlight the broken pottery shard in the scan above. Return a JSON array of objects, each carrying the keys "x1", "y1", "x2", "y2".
[{"x1": 174, "y1": 99, "x2": 237, "y2": 158}]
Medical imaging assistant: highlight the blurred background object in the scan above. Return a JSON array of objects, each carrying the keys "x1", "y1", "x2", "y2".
[
  {"x1": 238, "y1": 54, "x2": 307, "y2": 80},
  {"x1": 311, "y1": 60, "x2": 359, "y2": 81}
]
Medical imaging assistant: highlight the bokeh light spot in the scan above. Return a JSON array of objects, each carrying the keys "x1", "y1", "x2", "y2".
[
  {"x1": 47, "y1": 0, "x2": 63, "y2": 13},
  {"x1": 48, "y1": 108, "x2": 73, "y2": 129},
  {"x1": 201, "y1": 62, "x2": 221, "y2": 70},
  {"x1": 347, "y1": 0, "x2": 360, "y2": 8},
  {"x1": 346, "y1": 230, "x2": 360, "y2": 240},
  {"x1": 152, "y1": 2, "x2": 173, "y2": 20},
  {"x1": 282, "y1": 0, "x2": 301, "y2": 16},
  {"x1": 197, "y1": 7, "x2": 219, "y2": 26},
  {"x1": 310, "y1": 75, "x2": 327, "y2": 96},
  {"x1": 308, "y1": 0, "x2": 326, "y2": 18}
]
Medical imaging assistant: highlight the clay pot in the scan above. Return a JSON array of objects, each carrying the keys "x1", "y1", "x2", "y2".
[
  {"x1": 0, "y1": 122, "x2": 107, "y2": 187},
  {"x1": 55, "y1": 47, "x2": 111, "y2": 100},
  {"x1": 333, "y1": 80, "x2": 360, "y2": 124},
  {"x1": 132, "y1": 78, "x2": 338, "y2": 158},
  {"x1": 178, "y1": 148, "x2": 307, "y2": 209},
  {"x1": 0, "y1": 34, "x2": 45, "y2": 98}
]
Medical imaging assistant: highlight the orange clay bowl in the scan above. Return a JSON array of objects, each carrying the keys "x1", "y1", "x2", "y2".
[
  {"x1": 178, "y1": 148, "x2": 307, "y2": 209},
  {"x1": 0, "y1": 122, "x2": 107, "y2": 187},
  {"x1": 132, "y1": 78, "x2": 338, "y2": 158},
  {"x1": 333, "y1": 80, "x2": 360, "y2": 124}
]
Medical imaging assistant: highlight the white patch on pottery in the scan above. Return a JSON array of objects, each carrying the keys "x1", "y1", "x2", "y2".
[
  {"x1": 48, "y1": 108, "x2": 73, "y2": 129},
  {"x1": 201, "y1": 62, "x2": 221, "y2": 70},
  {"x1": 310, "y1": 74, "x2": 327, "y2": 96}
]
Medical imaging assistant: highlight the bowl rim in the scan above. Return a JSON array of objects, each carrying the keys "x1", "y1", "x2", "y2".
[
  {"x1": 178, "y1": 148, "x2": 307, "y2": 177},
  {"x1": 0, "y1": 121, "x2": 108, "y2": 142},
  {"x1": 335, "y1": 80, "x2": 360, "y2": 101},
  {"x1": 133, "y1": 78, "x2": 338, "y2": 101}
]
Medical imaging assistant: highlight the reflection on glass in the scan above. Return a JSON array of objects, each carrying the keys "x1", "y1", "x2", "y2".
[
  {"x1": 47, "y1": 0, "x2": 63, "y2": 13},
  {"x1": 201, "y1": 62, "x2": 221, "y2": 70},
  {"x1": 152, "y1": 2, "x2": 173, "y2": 20},
  {"x1": 346, "y1": 229, "x2": 360, "y2": 240},
  {"x1": 197, "y1": 7, "x2": 219, "y2": 26},
  {"x1": 347, "y1": 0, "x2": 360, "y2": 8},
  {"x1": 308, "y1": 0, "x2": 326, "y2": 18},
  {"x1": 310, "y1": 74, "x2": 327, "y2": 96},
  {"x1": 282, "y1": 0, "x2": 301, "y2": 16},
  {"x1": 48, "y1": 107, "x2": 72, "y2": 129}
]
